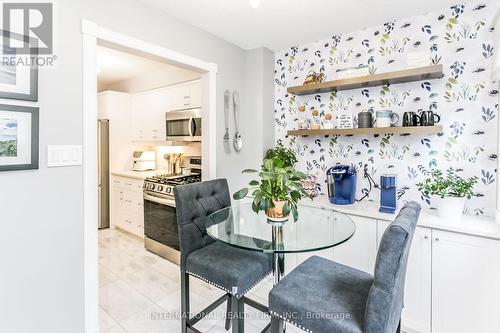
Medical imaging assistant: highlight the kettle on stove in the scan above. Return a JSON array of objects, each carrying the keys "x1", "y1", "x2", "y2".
[{"x1": 326, "y1": 164, "x2": 357, "y2": 205}]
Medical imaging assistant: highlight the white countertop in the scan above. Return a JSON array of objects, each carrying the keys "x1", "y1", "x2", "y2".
[
  {"x1": 300, "y1": 195, "x2": 500, "y2": 241},
  {"x1": 300, "y1": 195, "x2": 399, "y2": 221},
  {"x1": 111, "y1": 169, "x2": 169, "y2": 180}
]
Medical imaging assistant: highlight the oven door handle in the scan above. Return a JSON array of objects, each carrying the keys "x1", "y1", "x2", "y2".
[{"x1": 144, "y1": 193, "x2": 176, "y2": 207}]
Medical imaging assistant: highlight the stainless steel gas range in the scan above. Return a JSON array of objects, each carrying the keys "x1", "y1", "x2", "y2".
[{"x1": 143, "y1": 158, "x2": 201, "y2": 265}]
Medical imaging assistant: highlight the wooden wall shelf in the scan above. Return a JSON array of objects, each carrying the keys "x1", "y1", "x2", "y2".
[
  {"x1": 287, "y1": 126, "x2": 443, "y2": 137},
  {"x1": 287, "y1": 65, "x2": 443, "y2": 96}
]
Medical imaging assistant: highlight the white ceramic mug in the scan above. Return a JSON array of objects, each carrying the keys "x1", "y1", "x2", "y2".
[{"x1": 376, "y1": 110, "x2": 400, "y2": 128}]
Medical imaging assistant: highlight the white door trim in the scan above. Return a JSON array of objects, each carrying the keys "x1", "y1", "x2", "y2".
[{"x1": 81, "y1": 19, "x2": 217, "y2": 333}]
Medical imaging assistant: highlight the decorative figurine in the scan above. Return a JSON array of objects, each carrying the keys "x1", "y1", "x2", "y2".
[{"x1": 303, "y1": 70, "x2": 326, "y2": 85}]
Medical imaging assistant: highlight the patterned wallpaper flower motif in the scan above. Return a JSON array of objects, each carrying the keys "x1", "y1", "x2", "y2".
[{"x1": 274, "y1": 0, "x2": 499, "y2": 216}]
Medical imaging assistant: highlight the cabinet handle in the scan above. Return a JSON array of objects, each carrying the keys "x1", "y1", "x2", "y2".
[
  {"x1": 424, "y1": 236, "x2": 429, "y2": 240},
  {"x1": 435, "y1": 237, "x2": 440, "y2": 242}
]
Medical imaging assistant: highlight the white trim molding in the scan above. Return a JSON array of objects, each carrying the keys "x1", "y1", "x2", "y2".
[
  {"x1": 81, "y1": 19, "x2": 217, "y2": 73},
  {"x1": 81, "y1": 18, "x2": 218, "y2": 332}
]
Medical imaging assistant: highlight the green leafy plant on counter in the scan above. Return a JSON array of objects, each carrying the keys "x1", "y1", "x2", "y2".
[
  {"x1": 233, "y1": 158, "x2": 309, "y2": 221},
  {"x1": 264, "y1": 144, "x2": 298, "y2": 168},
  {"x1": 417, "y1": 168, "x2": 478, "y2": 199}
]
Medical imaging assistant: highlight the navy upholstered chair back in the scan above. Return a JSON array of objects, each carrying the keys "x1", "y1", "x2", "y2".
[
  {"x1": 364, "y1": 201, "x2": 421, "y2": 333},
  {"x1": 174, "y1": 179, "x2": 231, "y2": 269}
]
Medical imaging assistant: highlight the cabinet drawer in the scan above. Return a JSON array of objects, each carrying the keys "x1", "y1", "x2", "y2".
[
  {"x1": 117, "y1": 212, "x2": 144, "y2": 238},
  {"x1": 112, "y1": 176, "x2": 144, "y2": 192},
  {"x1": 117, "y1": 190, "x2": 143, "y2": 214}
]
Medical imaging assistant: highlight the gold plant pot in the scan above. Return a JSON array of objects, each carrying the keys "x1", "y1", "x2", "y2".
[{"x1": 266, "y1": 200, "x2": 290, "y2": 222}]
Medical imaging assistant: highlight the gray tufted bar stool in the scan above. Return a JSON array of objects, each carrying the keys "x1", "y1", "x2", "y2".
[
  {"x1": 269, "y1": 201, "x2": 421, "y2": 333},
  {"x1": 174, "y1": 179, "x2": 273, "y2": 333}
]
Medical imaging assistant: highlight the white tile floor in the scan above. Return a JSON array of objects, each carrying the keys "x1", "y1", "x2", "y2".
[{"x1": 99, "y1": 228, "x2": 305, "y2": 333}]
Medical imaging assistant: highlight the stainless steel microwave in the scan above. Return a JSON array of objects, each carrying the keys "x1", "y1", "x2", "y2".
[{"x1": 165, "y1": 109, "x2": 202, "y2": 142}]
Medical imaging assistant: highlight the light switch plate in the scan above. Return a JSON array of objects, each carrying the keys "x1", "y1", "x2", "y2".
[{"x1": 47, "y1": 145, "x2": 83, "y2": 167}]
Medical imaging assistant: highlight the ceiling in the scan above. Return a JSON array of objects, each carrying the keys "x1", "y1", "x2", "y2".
[
  {"x1": 140, "y1": 0, "x2": 473, "y2": 51},
  {"x1": 97, "y1": 46, "x2": 198, "y2": 88}
]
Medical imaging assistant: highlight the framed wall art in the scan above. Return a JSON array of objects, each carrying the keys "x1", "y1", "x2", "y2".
[
  {"x1": 0, "y1": 29, "x2": 38, "y2": 101},
  {"x1": 0, "y1": 104, "x2": 39, "y2": 171}
]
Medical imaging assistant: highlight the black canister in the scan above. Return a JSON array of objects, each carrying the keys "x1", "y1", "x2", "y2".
[{"x1": 358, "y1": 111, "x2": 373, "y2": 128}]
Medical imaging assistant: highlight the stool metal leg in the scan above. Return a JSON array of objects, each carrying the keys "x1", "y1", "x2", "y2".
[
  {"x1": 230, "y1": 295, "x2": 244, "y2": 333},
  {"x1": 225, "y1": 297, "x2": 232, "y2": 330},
  {"x1": 181, "y1": 271, "x2": 190, "y2": 333},
  {"x1": 271, "y1": 316, "x2": 284, "y2": 333}
]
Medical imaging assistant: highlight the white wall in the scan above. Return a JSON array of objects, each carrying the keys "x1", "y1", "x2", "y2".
[
  {"x1": 219, "y1": 47, "x2": 276, "y2": 191},
  {"x1": 103, "y1": 66, "x2": 201, "y2": 93},
  {"x1": 0, "y1": 0, "x2": 273, "y2": 332}
]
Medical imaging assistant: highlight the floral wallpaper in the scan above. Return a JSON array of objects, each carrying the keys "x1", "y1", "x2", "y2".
[{"x1": 274, "y1": 1, "x2": 500, "y2": 216}]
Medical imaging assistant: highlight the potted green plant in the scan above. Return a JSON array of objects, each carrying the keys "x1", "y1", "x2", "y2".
[
  {"x1": 233, "y1": 158, "x2": 309, "y2": 222},
  {"x1": 264, "y1": 144, "x2": 298, "y2": 168},
  {"x1": 417, "y1": 168, "x2": 478, "y2": 222}
]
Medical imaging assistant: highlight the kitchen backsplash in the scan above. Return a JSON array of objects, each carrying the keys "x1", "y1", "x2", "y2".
[{"x1": 274, "y1": 1, "x2": 499, "y2": 216}]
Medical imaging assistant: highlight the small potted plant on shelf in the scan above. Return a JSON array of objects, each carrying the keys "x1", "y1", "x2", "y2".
[
  {"x1": 233, "y1": 158, "x2": 309, "y2": 222},
  {"x1": 264, "y1": 144, "x2": 298, "y2": 168},
  {"x1": 417, "y1": 168, "x2": 478, "y2": 223}
]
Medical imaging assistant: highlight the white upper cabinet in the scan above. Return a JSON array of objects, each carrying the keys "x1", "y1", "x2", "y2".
[
  {"x1": 169, "y1": 81, "x2": 202, "y2": 111},
  {"x1": 131, "y1": 80, "x2": 201, "y2": 141},
  {"x1": 131, "y1": 89, "x2": 168, "y2": 141},
  {"x1": 431, "y1": 230, "x2": 500, "y2": 333}
]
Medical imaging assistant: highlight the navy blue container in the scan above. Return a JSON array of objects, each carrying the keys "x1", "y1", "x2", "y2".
[
  {"x1": 326, "y1": 165, "x2": 357, "y2": 205},
  {"x1": 379, "y1": 174, "x2": 397, "y2": 213}
]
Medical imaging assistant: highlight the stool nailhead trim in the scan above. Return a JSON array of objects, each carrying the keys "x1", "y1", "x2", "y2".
[
  {"x1": 187, "y1": 270, "x2": 272, "y2": 298},
  {"x1": 270, "y1": 311, "x2": 313, "y2": 333}
]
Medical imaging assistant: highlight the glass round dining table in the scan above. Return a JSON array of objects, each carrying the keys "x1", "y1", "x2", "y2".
[{"x1": 207, "y1": 201, "x2": 356, "y2": 286}]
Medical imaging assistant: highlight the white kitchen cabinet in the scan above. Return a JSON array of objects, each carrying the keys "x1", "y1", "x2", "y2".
[
  {"x1": 169, "y1": 81, "x2": 201, "y2": 111},
  {"x1": 131, "y1": 90, "x2": 167, "y2": 141},
  {"x1": 333, "y1": 215, "x2": 377, "y2": 273},
  {"x1": 431, "y1": 230, "x2": 500, "y2": 333},
  {"x1": 401, "y1": 227, "x2": 432, "y2": 333},
  {"x1": 110, "y1": 176, "x2": 144, "y2": 238},
  {"x1": 378, "y1": 219, "x2": 500, "y2": 333}
]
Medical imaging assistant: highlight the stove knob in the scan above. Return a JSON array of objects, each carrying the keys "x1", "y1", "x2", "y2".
[
  {"x1": 149, "y1": 184, "x2": 155, "y2": 190},
  {"x1": 157, "y1": 185, "x2": 164, "y2": 191},
  {"x1": 166, "y1": 187, "x2": 171, "y2": 193}
]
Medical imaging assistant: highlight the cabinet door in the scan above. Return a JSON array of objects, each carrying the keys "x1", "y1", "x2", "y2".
[
  {"x1": 170, "y1": 84, "x2": 191, "y2": 111},
  {"x1": 110, "y1": 184, "x2": 124, "y2": 229},
  {"x1": 131, "y1": 91, "x2": 167, "y2": 141},
  {"x1": 403, "y1": 227, "x2": 432, "y2": 333},
  {"x1": 131, "y1": 94, "x2": 149, "y2": 141},
  {"x1": 188, "y1": 82, "x2": 201, "y2": 108},
  {"x1": 333, "y1": 215, "x2": 377, "y2": 273},
  {"x1": 432, "y1": 230, "x2": 500, "y2": 333}
]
